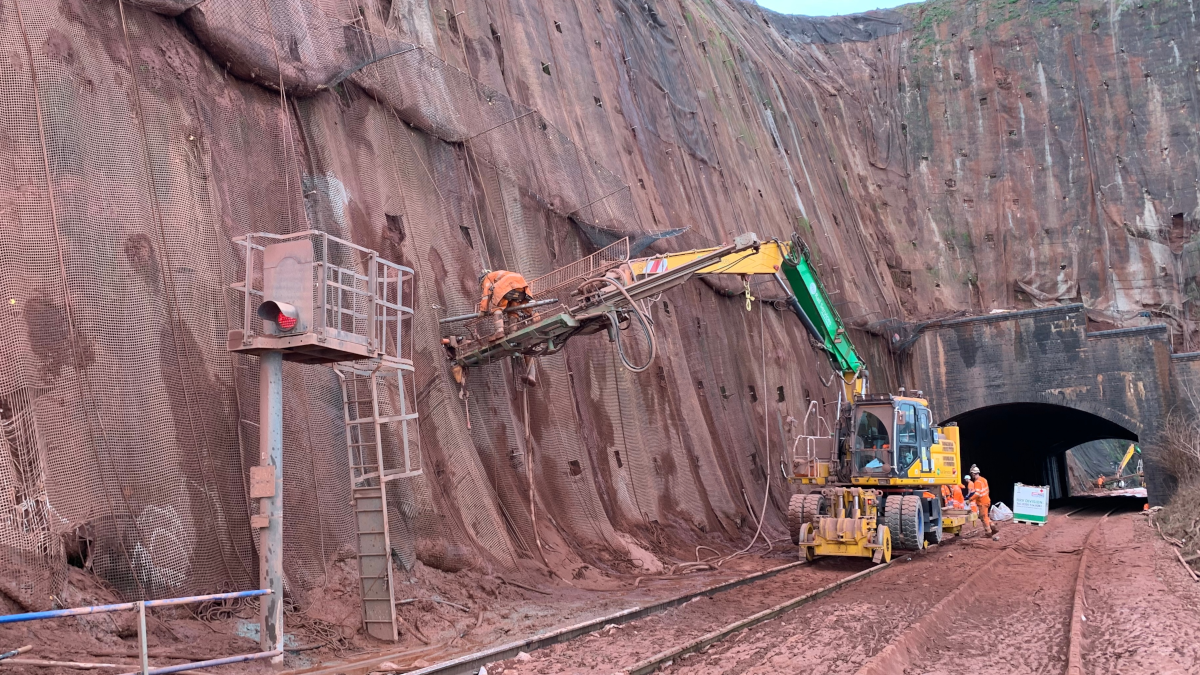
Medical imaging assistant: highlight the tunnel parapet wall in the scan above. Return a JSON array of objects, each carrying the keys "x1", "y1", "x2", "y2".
[
  {"x1": 911, "y1": 304, "x2": 1179, "y2": 503},
  {"x1": 1171, "y1": 352, "x2": 1200, "y2": 410}
]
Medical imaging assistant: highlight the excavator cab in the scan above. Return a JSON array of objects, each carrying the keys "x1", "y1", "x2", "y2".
[{"x1": 843, "y1": 393, "x2": 957, "y2": 486}]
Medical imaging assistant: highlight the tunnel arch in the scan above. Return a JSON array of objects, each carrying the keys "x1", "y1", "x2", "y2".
[{"x1": 942, "y1": 402, "x2": 1139, "y2": 505}]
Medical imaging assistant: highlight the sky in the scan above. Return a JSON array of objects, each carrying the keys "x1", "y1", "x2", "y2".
[{"x1": 756, "y1": 0, "x2": 920, "y2": 16}]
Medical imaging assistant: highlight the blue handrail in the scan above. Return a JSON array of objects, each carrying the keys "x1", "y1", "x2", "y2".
[{"x1": 0, "y1": 589, "x2": 270, "y2": 624}]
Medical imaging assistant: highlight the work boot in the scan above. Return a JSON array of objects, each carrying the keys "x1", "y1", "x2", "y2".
[{"x1": 488, "y1": 311, "x2": 505, "y2": 340}]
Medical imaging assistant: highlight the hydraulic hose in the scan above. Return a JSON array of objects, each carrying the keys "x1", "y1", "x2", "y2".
[{"x1": 584, "y1": 277, "x2": 657, "y2": 373}]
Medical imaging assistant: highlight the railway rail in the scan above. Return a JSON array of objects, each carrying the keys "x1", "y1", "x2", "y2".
[
  {"x1": 285, "y1": 561, "x2": 812, "y2": 675},
  {"x1": 852, "y1": 507, "x2": 1112, "y2": 675},
  {"x1": 293, "y1": 504, "x2": 1128, "y2": 675}
]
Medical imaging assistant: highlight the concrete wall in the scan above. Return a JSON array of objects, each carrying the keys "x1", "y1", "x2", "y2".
[{"x1": 911, "y1": 304, "x2": 1178, "y2": 502}]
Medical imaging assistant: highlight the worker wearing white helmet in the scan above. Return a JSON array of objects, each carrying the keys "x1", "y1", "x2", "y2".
[{"x1": 964, "y1": 464, "x2": 998, "y2": 535}]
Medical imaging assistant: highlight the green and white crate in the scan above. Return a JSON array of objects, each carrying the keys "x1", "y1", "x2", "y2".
[{"x1": 1012, "y1": 483, "x2": 1049, "y2": 525}]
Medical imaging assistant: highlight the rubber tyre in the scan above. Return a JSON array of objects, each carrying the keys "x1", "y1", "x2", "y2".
[
  {"x1": 802, "y1": 493, "x2": 825, "y2": 524},
  {"x1": 924, "y1": 497, "x2": 944, "y2": 546},
  {"x1": 788, "y1": 493, "x2": 806, "y2": 545},
  {"x1": 883, "y1": 495, "x2": 903, "y2": 551},
  {"x1": 876, "y1": 525, "x2": 892, "y2": 563},
  {"x1": 899, "y1": 494, "x2": 924, "y2": 551}
]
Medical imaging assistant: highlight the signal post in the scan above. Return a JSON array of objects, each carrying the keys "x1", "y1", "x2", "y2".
[{"x1": 228, "y1": 232, "x2": 419, "y2": 654}]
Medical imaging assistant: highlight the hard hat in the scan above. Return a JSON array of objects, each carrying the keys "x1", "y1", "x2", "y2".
[
  {"x1": 969, "y1": 464, "x2": 980, "y2": 474},
  {"x1": 478, "y1": 269, "x2": 492, "y2": 284}
]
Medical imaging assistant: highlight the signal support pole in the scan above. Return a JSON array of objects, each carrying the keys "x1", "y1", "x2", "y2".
[
  {"x1": 258, "y1": 350, "x2": 284, "y2": 662},
  {"x1": 230, "y1": 232, "x2": 421, "y2": 646}
]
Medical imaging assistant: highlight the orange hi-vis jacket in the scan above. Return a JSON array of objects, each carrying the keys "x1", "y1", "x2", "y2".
[
  {"x1": 941, "y1": 484, "x2": 965, "y2": 509},
  {"x1": 479, "y1": 270, "x2": 531, "y2": 313},
  {"x1": 967, "y1": 476, "x2": 990, "y2": 505}
]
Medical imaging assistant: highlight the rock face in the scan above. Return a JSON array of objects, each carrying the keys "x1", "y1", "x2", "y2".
[{"x1": 0, "y1": 0, "x2": 1195, "y2": 601}]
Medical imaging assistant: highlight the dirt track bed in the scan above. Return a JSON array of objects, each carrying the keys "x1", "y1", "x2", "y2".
[
  {"x1": 892, "y1": 512, "x2": 1100, "y2": 675},
  {"x1": 1083, "y1": 512, "x2": 1200, "y2": 675},
  {"x1": 490, "y1": 522, "x2": 1027, "y2": 675},
  {"x1": 489, "y1": 502, "x2": 1200, "y2": 675},
  {"x1": 12, "y1": 504, "x2": 1196, "y2": 675}
]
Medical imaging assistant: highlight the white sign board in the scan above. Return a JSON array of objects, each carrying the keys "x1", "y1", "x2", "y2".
[{"x1": 1012, "y1": 483, "x2": 1049, "y2": 524}]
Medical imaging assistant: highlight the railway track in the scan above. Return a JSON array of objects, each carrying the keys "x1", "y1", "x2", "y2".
[
  {"x1": 631, "y1": 507, "x2": 1114, "y2": 675},
  {"x1": 430, "y1": 517, "x2": 1059, "y2": 674},
  {"x1": 627, "y1": 517, "x2": 1056, "y2": 675},
  {"x1": 298, "y1": 506, "x2": 1116, "y2": 675},
  {"x1": 284, "y1": 560, "x2": 818, "y2": 675},
  {"x1": 846, "y1": 507, "x2": 1112, "y2": 675}
]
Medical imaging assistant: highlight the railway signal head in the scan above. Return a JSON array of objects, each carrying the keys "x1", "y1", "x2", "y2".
[
  {"x1": 258, "y1": 300, "x2": 302, "y2": 333},
  {"x1": 258, "y1": 239, "x2": 315, "y2": 336}
]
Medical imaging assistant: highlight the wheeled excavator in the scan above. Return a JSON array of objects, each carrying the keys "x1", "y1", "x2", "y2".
[{"x1": 439, "y1": 231, "x2": 972, "y2": 564}]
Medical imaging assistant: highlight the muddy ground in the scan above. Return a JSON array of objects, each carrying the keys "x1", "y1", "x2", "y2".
[
  {"x1": 0, "y1": 542, "x2": 795, "y2": 675},
  {"x1": 3, "y1": 500, "x2": 1196, "y2": 675},
  {"x1": 487, "y1": 501, "x2": 1200, "y2": 675}
]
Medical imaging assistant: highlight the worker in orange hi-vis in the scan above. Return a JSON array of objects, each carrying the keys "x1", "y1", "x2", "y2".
[
  {"x1": 941, "y1": 482, "x2": 966, "y2": 510},
  {"x1": 479, "y1": 269, "x2": 532, "y2": 314},
  {"x1": 477, "y1": 269, "x2": 538, "y2": 385},
  {"x1": 963, "y1": 476, "x2": 978, "y2": 514},
  {"x1": 965, "y1": 464, "x2": 998, "y2": 535}
]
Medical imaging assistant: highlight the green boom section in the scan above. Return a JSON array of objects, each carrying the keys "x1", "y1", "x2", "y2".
[{"x1": 780, "y1": 246, "x2": 864, "y2": 377}]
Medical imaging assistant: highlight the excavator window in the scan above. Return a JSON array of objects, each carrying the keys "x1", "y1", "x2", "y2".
[
  {"x1": 917, "y1": 408, "x2": 933, "y2": 472},
  {"x1": 852, "y1": 407, "x2": 892, "y2": 475},
  {"x1": 895, "y1": 403, "x2": 919, "y2": 474}
]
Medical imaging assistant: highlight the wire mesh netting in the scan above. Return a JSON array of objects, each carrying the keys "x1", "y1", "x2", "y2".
[{"x1": 0, "y1": 0, "x2": 885, "y2": 609}]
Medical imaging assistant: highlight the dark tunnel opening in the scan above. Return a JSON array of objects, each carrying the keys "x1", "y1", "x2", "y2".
[{"x1": 943, "y1": 403, "x2": 1138, "y2": 506}]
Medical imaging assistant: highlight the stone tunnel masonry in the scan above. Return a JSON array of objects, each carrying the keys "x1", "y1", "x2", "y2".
[{"x1": 908, "y1": 304, "x2": 1185, "y2": 503}]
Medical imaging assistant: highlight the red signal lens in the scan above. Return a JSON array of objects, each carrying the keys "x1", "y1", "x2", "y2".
[{"x1": 277, "y1": 312, "x2": 297, "y2": 330}]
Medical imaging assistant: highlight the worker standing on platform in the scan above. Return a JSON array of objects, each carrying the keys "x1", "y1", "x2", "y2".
[
  {"x1": 477, "y1": 269, "x2": 537, "y2": 385},
  {"x1": 965, "y1": 464, "x2": 998, "y2": 535}
]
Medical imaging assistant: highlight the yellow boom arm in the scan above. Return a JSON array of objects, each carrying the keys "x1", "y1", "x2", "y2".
[
  {"x1": 630, "y1": 240, "x2": 865, "y2": 400},
  {"x1": 1115, "y1": 443, "x2": 1138, "y2": 476},
  {"x1": 629, "y1": 241, "x2": 788, "y2": 276}
]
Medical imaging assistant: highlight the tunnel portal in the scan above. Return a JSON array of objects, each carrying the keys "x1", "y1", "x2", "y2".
[
  {"x1": 943, "y1": 402, "x2": 1138, "y2": 504},
  {"x1": 910, "y1": 304, "x2": 1200, "y2": 505}
]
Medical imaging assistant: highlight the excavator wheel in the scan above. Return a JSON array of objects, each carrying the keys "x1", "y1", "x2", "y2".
[
  {"x1": 876, "y1": 525, "x2": 892, "y2": 563},
  {"x1": 799, "y1": 523, "x2": 815, "y2": 562},
  {"x1": 801, "y1": 493, "x2": 825, "y2": 525},
  {"x1": 898, "y1": 494, "x2": 925, "y2": 550},
  {"x1": 883, "y1": 495, "x2": 903, "y2": 551},
  {"x1": 924, "y1": 496, "x2": 944, "y2": 546},
  {"x1": 788, "y1": 493, "x2": 806, "y2": 545}
]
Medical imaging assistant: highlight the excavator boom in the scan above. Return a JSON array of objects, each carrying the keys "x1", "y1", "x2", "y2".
[
  {"x1": 630, "y1": 236, "x2": 866, "y2": 397},
  {"x1": 779, "y1": 245, "x2": 865, "y2": 383},
  {"x1": 443, "y1": 232, "x2": 867, "y2": 402}
]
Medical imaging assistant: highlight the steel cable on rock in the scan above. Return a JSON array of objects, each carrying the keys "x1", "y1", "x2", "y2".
[{"x1": 695, "y1": 302, "x2": 774, "y2": 571}]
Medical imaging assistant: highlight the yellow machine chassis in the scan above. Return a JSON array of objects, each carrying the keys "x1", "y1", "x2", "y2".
[
  {"x1": 941, "y1": 508, "x2": 982, "y2": 536},
  {"x1": 796, "y1": 487, "x2": 892, "y2": 564}
]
